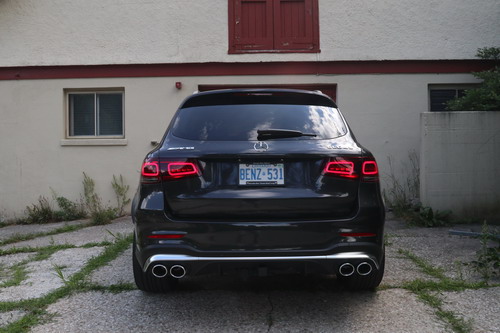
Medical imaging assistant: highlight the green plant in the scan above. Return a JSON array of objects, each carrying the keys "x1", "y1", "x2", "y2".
[
  {"x1": 468, "y1": 222, "x2": 500, "y2": 281},
  {"x1": 447, "y1": 47, "x2": 500, "y2": 111},
  {"x1": 51, "y1": 190, "x2": 87, "y2": 221},
  {"x1": 111, "y1": 175, "x2": 130, "y2": 216},
  {"x1": 82, "y1": 173, "x2": 116, "y2": 225},
  {"x1": 383, "y1": 150, "x2": 420, "y2": 215},
  {"x1": 414, "y1": 206, "x2": 452, "y2": 228},
  {"x1": 24, "y1": 196, "x2": 55, "y2": 224}
]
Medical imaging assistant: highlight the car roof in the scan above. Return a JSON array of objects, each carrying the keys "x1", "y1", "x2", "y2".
[{"x1": 180, "y1": 88, "x2": 337, "y2": 108}]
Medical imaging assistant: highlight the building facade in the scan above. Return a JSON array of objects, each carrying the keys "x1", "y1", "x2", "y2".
[{"x1": 0, "y1": 0, "x2": 499, "y2": 219}]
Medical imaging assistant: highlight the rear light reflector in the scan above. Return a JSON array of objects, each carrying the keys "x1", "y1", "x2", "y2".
[
  {"x1": 147, "y1": 234, "x2": 185, "y2": 239},
  {"x1": 167, "y1": 162, "x2": 198, "y2": 178}
]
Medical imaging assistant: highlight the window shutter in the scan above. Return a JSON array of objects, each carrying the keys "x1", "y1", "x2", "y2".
[
  {"x1": 230, "y1": 0, "x2": 274, "y2": 52},
  {"x1": 273, "y1": 0, "x2": 318, "y2": 51}
]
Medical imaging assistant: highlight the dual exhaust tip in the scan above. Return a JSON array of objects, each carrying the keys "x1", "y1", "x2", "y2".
[
  {"x1": 151, "y1": 264, "x2": 186, "y2": 279},
  {"x1": 338, "y1": 262, "x2": 373, "y2": 277}
]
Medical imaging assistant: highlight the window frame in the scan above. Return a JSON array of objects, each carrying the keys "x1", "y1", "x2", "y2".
[
  {"x1": 228, "y1": 0, "x2": 320, "y2": 54},
  {"x1": 64, "y1": 88, "x2": 125, "y2": 140},
  {"x1": 428, "y1": 84, "x2": 478, "y2": 112}
]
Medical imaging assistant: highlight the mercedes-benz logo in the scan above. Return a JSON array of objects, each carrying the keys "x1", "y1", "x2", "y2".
[{"x1": 253, "y1": 141, "x2": 269, "y2": 151}]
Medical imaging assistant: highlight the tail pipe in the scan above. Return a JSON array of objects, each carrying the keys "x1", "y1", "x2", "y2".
[
  {"x1": 338, "y1": 263, "x2": 355, "y2": 277},
  {"x1": 151, "y1": 264, "x2": 168, "y2": 278},
  {"x1": 170, "y1": 265, "x2": 186, "y2": 279},
  {"x1": 356, "y1": 262, "x2": 373, "y2": 276}
]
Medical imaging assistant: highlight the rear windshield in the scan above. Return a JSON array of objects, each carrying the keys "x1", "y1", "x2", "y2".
[{"x1": 171, "y1": 104, "x2": 347, "y2": 141}]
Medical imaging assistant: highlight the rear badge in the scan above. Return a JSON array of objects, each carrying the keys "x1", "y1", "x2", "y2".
[
  {"x1": 253, "y1": 142, "x2": 269, "y2": 151},
  {"x1": 167, "y1": 147, "x2": 195, "y2": 151}
]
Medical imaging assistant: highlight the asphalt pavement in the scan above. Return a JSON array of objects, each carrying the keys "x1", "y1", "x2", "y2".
[{"x1": 0, "y1": 215, "x2": 498, "y2": 333}]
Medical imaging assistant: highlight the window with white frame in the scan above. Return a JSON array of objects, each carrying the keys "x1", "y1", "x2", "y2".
[{"x1": 67, "y1": 90, "x2": 124, "y2": 137}]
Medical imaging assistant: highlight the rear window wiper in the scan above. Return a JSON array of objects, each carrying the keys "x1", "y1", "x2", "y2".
[{"x1": 257, "y1": 129, "x2": 317, "y2": 140}]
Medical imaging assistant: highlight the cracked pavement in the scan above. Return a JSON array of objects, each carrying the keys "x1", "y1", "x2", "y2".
[{"x1": 1, "y1": 216, "x2": 499, "y2": 332}]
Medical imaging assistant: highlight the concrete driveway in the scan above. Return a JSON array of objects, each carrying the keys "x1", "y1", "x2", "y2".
[{"x1": 0, "y1": 216, "x2": 498, "y2": 333}]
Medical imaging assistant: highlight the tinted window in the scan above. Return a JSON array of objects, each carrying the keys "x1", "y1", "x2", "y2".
[{"x1": 171, "y1": 104, "x2": 347, "y2": 141}]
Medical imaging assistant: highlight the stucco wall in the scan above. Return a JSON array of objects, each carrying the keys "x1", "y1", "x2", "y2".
[
  {"x1": 0, "y1": 73, "x2": 480, "y2": 219},
  {"x1": 420, "y1": 112, "x2": 500, "y2": 218},
  {"x1": 0, "y1": 0, "x2": 499, "y2": 66}
]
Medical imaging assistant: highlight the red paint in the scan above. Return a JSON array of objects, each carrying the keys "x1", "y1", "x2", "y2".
[{"x1": 0, "y1": 60, "x2": 493, "y2": 81}]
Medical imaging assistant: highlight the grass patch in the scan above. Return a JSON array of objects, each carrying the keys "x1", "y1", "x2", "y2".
[
  {"x1": 0, "y1": 222, "x2": 90, "y2": 248},
  {"x1": 0, "y1": 264, "x2": 28, "y2": 289},
  {"x1": 398, "y1": 249, "x2": 446, "y2": 280},
  {"x1": 0, "y1": 233, "x2": 132, "y2": 332},
  {"x1": 399, "y1": 248, "x2": 499, "y2": 333}
]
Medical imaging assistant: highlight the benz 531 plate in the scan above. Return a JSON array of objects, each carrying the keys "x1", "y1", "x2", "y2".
[{"x1": 239, "y1": 163, "x2": 285, "y2": 185}]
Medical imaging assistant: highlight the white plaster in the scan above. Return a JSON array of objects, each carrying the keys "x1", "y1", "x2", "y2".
[
  {"x1": 0, "y1": 0, "x2": 499, "y2": 67},
  {"x1": 0, "y1": 73, "x2": 480, "y2": 218}
]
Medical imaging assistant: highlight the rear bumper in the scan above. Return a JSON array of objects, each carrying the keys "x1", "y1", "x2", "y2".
[{"x1": 142, "y1": 251, "x2": 380, "y2": 275}]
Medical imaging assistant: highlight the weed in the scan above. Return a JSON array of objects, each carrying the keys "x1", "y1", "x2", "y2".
[
  {"x1": 0, "y1": 264, "x2": 28, "y2": 289},
  {"x1": 412, "y1": 206, "x2": 452, "y2": 228},
  {"x1": 468, "y1": 222, "x2": 499, "y2": 281},
  {"x1": 52, "y1": 190, "x2": 86, "y2": 222},
  {"x1": 83, "y1": 172, "x2": 117, "y2": 225},
  {"x1": 24, "y1": 196, "x2": 54, "y2": 224},
  {"x1": 383, "y1": 150, "x2": 420, "y2": 215},
  {"x1": 111, "y1": 175, "x2": 130, "y2": 217}
]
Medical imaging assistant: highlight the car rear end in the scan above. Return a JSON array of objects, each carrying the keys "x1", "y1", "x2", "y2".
[{"x1": 132, "y1": 89, "x2": 385, "y2": 291}]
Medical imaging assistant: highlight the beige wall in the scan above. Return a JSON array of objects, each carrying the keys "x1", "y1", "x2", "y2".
[
  {"x1": 0, "y1": 0, "x2": 499, "y2": 67},
  {"x1": 420, "y1": 112, "x2": 500, "y2": 218},
  {"x1": 0, "y1": 73, "x2": 480, "y2": 219}
]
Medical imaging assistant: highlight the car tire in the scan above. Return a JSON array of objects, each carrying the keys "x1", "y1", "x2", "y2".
[
  {"x1": 338, "y1": 253, "x2": 385, "y2": 291},
  {"x1": 133, "y1": 236, "x2": 178, "y2": 293}
]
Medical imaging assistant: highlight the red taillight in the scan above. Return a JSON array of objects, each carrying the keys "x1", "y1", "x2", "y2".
[
  {"x1": 141, "y1": 159, "x2": 200, "y2": 183},
  {"x1": 324, "y1": 157, "x2": 379, "y2": 181},
  {"x1": 362, "y1": 161, "x2": 378, "y2": 175},
  {"x1": 167, "y1": 162, "x2": 198, "y2": 178},
  {"x1": 324, "y1": 161, "x2": 357, "y2": 178},
  {"x1": 142, "y1": 162, "x2": 159, "y2": 177}
]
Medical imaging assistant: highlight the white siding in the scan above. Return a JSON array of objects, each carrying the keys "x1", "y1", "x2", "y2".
[{"x1": 0, "y1": 0, "x2": 499, "y2": 67}]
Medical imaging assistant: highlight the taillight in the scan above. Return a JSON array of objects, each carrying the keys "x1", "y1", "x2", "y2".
[
  {"x1": 141, "y1": 161, "x2": 160, "y2": 183},
  {"x1": 141, "y1": 159, "x2": 200, "y2": 183},
  {"x1": 167, "y1": 162, "x2": 198, "y2": 178},
  {"x1": 324, "y1": 157, "x2": 379, "y2": 181},
  {"x1": 324, "y1": 160, "x2": 357, "y2": 178}
]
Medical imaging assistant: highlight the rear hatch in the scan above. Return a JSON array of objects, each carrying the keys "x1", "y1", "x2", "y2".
[{"x1": 158, "y1": 145, "x2": 362, "y2": 220}]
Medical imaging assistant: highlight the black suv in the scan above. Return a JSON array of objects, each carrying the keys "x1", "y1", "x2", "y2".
[{"x1": 132, "y1": 89, "x2": 385, "y2": 292}]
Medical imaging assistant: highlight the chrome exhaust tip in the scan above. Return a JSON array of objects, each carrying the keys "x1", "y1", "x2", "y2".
[
  {"x1": 338, "y1": 263, "x2": 355, "y2": 277},
  {"x1": 356, "y1": 262, "x2": 373, "y2": 276},
  {"x1": 151, "y1": 264, "x2": 168, "y2": 278},
  {"x1": 170, "y1": 265, "x2": 186, "y2": 279}
]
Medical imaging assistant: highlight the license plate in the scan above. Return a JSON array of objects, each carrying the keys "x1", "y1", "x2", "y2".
[{"x1": 239, "y1": 163, "x2": 285, "y2": 185}]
